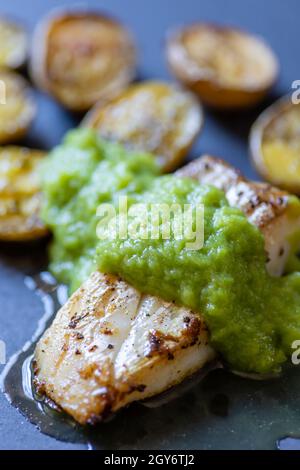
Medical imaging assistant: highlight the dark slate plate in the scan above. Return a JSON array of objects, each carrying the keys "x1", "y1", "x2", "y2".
[{"x1": 0, "y1": 0, "x2": 300, "y2": 450}]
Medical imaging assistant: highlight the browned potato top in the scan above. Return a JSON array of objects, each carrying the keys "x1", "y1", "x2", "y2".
[
  {"x1": 0, "y1": 146, "x2": 48, "y2": 241},
  {"x1": 30, "y1": 10, "x2": 136, "y2": 111},
  {"x1": 0, "y1": 69, "x2": 36, "y2": 144},
  {"x1": 166, "y1": 24, "x2": 278, "y2": 109},
  {"x1": 250, "y1": 96, "x2": 300, "y2": 194},
  {"x1": 0, "y1": 18, "x2": 28, "y2": 69},
  {"x1": 83, "y1": 81, "x2": 203, "y2": 171}
]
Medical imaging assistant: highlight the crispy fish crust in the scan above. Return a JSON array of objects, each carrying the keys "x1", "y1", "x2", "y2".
[
  {"x1": 34, "y1": 272, "x2": 215, "y2": 424},
  {"x1": 176, "y1": 155, "x2": 300, "y2": 276}
]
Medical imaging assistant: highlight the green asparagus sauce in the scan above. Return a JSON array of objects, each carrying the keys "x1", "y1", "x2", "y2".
[{"x1": 41, "y1": 128, "x2": 300, "y2": 375}]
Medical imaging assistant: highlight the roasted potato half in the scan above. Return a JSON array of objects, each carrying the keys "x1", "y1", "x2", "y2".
[
  {"x1": 250, "y1": 96, "x2": 300, "y2": 194},
  {"x1": 0, "y1": 18, "x2": 28, "y2": 69},
  {"x1": 30, "y1": 10, "x2": 136, "y2": 111},
  {"x1": 166, "y1": 24, "x2": 279, "y2": 109},
  {"x1": 0, "y1": 69, "x2": 36, "y2": 144},
  {"x1": 83, "y1": 81, "x2": 203, "y2": 171},
  {"x1": 0, "y1": 146, "x2": 48, "y2": 241}
]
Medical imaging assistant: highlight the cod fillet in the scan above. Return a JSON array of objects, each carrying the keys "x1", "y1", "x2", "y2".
[{"x1": 177, "y1": 155, "x2": 300, "y2": 276}]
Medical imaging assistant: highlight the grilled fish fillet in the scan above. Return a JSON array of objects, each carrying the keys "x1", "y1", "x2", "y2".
[
  {"x1": 34, "y1": 272, "x2": 215, "y2": 424},
  {"x1": 176, "y1": 155, "x2": 300, "y2": 276},
  {"x1": 34, "y1": 156, "x2": 300, "y2": 424}
]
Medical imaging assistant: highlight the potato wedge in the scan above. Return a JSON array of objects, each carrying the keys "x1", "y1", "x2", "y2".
[
  {"x1": 83, "y1": 81, "x2": 203, "y2": 171},
  {"x1": 250, "y1": 96, "x2": 300, "y2": 194},
  {"x1": 0, "y1": 69, "x2": 36, "y2": 144},
  {"x1": 0, "y1": 146, "x2": 48, "y2": 241},
  {"x1": 0, "y1": 18, "x2": 28, "y2": 69},
  {"x1": 30, "y1": 10, "x2": 136, "y2": 111},
  {"x1": 166, "y1": 23, "x2": 278, "y2": 109}
]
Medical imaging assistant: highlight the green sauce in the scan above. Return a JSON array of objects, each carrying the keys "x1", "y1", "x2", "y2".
[
  {"x1": 41, "y1": 128, "x2": 159, "y2": 290},
  {"x1": 41, "y1": 128, "x2": 300, "y2": 375}
]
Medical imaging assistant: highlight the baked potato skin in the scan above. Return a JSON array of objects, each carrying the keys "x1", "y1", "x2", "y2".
[
  {"x1": 181, "y1": 80, "x2": 269, "y2": 110},
  {"x1": 0, "y1": 69, "x2": 36, "y2": 144},
  {"x1": 0, "y1": 18, "x2": 28, "y2": 70},
  {"x1": 0, "y1": 146, "x2": 48, "y2": 242},
  {"x1": 30, "y1": 10, "x2": 136, "y2": 111},
  {"x1": 83, "y1": 81, "x2": 203, "y2": 172},
  {"x1": 166, "y1": 24, "x2": 279, "y2": 109}
]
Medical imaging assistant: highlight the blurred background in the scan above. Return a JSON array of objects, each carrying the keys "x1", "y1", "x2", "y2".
[{"x1": 1, "y1": 0, "x2": 299, "y2": 179}]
